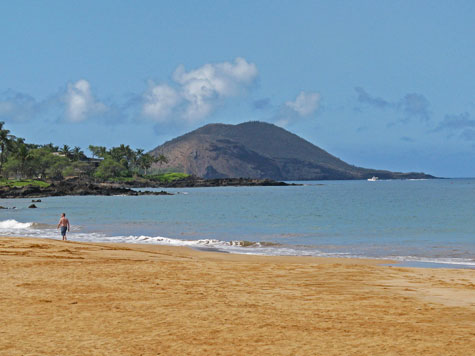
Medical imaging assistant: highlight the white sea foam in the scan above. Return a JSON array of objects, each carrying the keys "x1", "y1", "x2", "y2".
[
  {"x1": 0, "y1": 219, "x2": 333, "y2": 256},
  {"x1": 108, "y1": 235, "x2": 343, "y2": 257},
  {"x1": 0, "y1": 219, "x2": 33, "y2": 230},
  {"x1": 391, "y1": 255, "x2": 475, "y2": 267},
  {"x1": 0, "y1": 219, "x2": 473, "y2": 268},
  {"x1": 0, "y1": 219, "x2": 82, "y2": 239}
]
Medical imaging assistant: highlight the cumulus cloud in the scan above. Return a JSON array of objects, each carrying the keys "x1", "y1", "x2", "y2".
[
  {"x1": 355, "y1": 87, "x2": 431, "y2": 121},
  {"x1": 285, "y1": 91, "x2": 321, "y2": 117},
  {"x1": 142, "y1": 84, "x2": 181, "y2": 122},
  {"x1": 272, "y1": 91, "x2": 321, "y2": 127},
  {"x1": 0, "y1": 81, "x2": 110, "y2": 124},
  {"x1": 142, "y1": 57, "x2": 258, "y2": 122},
  {"x1": 64, "y1": 80, "x2": 108, "y2": 122}
]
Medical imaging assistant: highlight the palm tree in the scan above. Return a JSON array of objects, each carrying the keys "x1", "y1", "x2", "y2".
[
  {"x1": 138, "y1": 154, "x2": 154, "y2": 175},
  {"x1": 138, "y1": 153, "x2": 168, "y2": 175},
  {"x1": 0, "y1": 122, "x2": 15, "y2": 175},
  {"x1": 43, "y1": 143, "x2": 59, "y2": 152},
  {"x1": 98, "y1": 146, "x2": 107, "y2": 158},
  {"x1": 59, "y1": 145, "x2": 72, "y2": 159},
  {"x1": 88, "y1": 145, "x2": 108, "y2": 159},
  {"x1": 72, "y1": 146, "x2": 84, "y2": 161},
  {"x1": 131, "y1": 148, "x2": 144, "y2": 175},
  {"x1": 15, "y1": 143, "x2": 31, "y2": 178},
  {"x1": 156, "y1": 154, "x2": 169, "y2": 166}
]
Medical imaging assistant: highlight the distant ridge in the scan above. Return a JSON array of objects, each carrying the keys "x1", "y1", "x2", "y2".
[{"x1": 150, "y1": 121, "x2": 434, "y2": 180}]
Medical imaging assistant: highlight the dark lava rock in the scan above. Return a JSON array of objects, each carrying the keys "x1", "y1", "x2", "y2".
[
  {"x1": 0, "y1": 177, "x2": 173, "y2": 198},
  {"x1": 0, "y1": 175, "x2": 293, "y2": 198},
  {"x1": 153, "y1": 176, "x2": 296, "y2": 188},
  {"x1": 28, "y1": 204, "x2": 37, "y2": 208}
]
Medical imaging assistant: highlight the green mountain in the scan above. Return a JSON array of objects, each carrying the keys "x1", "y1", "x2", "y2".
[{"x1": 150, "y1": 121, "x2": 434, "y2": 180}]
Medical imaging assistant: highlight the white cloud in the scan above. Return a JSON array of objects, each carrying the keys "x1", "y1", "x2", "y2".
[
  {"x1": 0, "y1": 81, "x2": 111, "y2": 124},
  {"x1": 64, "y1": 80, "x2": 108, "y2": 122},
  {"x1": 271, "y1": 91, "x2": 322, "y2": 127},
  {"x1": 285, "y1": 91, "x2": 321, "y2": 117},
  {"x1": 142, "y1": 57, "x2": 258, "y2": 122},
  {"x1": 142, "y1": 84, "x2": 181, "y2": 122}
]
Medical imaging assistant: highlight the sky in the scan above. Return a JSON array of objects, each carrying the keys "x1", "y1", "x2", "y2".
[{"x1": 0, "y1": 0, "x2": 474, "y2": 177}]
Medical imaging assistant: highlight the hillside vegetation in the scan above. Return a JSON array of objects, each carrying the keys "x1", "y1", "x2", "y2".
[{"x1": 0, "y1": 121, "x2": 172, "y2": 183}]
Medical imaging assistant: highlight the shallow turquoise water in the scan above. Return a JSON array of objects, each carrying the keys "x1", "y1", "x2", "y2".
[{"x1": 1, "y1": 179, "x2": 474, "y2": 267}]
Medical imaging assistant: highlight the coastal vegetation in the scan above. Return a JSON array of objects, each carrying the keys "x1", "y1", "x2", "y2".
[
  {"x1": 0, "y1": 121, "x2": 174, "y2": 183},
  {"x1": 147, "y1": 172, "x2": 189, "y2": 183},
  {"x1": 106, "y1": 173, "x2": 189, "y2": 184},
  {"x1": 0, "y1": 178, "x2": 50, "y2": 188}
]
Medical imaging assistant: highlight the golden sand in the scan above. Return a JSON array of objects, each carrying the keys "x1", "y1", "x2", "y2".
[{"x1": 0, "y1": 236, "x2": 474, "y2": 355}]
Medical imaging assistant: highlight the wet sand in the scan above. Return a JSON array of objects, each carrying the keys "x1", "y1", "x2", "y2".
[{"x1": 0, "y1": 236, "x2": 474, "y2": 355}]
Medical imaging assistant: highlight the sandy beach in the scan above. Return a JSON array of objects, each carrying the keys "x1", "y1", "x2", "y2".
[{"x1": 0, "y1": 236, "x2": 474, "y2": 355}]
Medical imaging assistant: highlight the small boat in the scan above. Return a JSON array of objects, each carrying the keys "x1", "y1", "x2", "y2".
[{"x1": 367, "y1": 176, "x2": 379, "y2": 181}]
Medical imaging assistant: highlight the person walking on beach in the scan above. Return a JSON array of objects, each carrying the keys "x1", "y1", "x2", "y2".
[{"x1": 57, "y1": 213, "x2": 70, "y2": 241}]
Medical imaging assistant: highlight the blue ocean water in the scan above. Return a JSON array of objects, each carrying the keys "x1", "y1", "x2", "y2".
[{"x1": 1, "y1": 179, "x2": 474, "y2": 268}]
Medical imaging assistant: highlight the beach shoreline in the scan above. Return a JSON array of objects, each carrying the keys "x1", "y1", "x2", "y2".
[
  {"x1": 2, "y1": 179, "x2": 474, "y2": 270},
  {"x1": 1, "y1": 236, "x2": 474, "y2": 355}
]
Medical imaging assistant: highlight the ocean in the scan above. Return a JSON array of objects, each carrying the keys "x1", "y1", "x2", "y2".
[{"x1": 1, "y1": 179, "x2": 474, "y2": 268}]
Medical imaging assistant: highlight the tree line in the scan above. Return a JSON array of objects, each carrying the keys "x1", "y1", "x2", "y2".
[{"x1": 0, "y1": 122, "x2": 168, "y2": 180}]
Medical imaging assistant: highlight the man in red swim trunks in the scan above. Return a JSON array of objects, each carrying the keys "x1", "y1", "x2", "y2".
[{"x1": 57, "y1": 213, "x2": 71, "y2": 241}]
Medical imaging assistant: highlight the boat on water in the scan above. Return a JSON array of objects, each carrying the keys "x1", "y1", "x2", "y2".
[{"x1": 367, "y1": 176, "x2": 379, "y2": 181}]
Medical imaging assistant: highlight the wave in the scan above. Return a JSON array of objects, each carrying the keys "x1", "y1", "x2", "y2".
[
  {"x1": 0, "y1": 219, "x2": 473, "y2": 268},
  {"x1": 0, "y1": 219, "x2": 81, "y2": 239},
  {"x1": 99, "y1": 235, "x2": 354, "y2": 258},
  {"x1": 0, "y1": 220, "x2": 339, "y2": 257},
  {"x1": 0, "y1": 219, "x2": 33, "y2": 229}
]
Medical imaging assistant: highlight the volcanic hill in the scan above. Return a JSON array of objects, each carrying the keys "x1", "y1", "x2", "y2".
[{"x1": 149, "y1": 122, "x2": 433, "y2": 180}]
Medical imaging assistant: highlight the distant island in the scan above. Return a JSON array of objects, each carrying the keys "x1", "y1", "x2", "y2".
[
  {"x1": 0, "y1": 121, "x2": 434, "y2": 198},
  {"x1": 149, "y1": 121, "x2": 434, "y2": 181}
]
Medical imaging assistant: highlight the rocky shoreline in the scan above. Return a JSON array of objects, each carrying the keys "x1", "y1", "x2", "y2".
[
  {"x1": 0, "y1": 179, "x2": 171, "y2": 199},
  {"x1": 0, "y1": 176, "x2": 295, "y2": 198},
  {"x1": 125, "y1": 176, "x2": 296, "y2": 188}
]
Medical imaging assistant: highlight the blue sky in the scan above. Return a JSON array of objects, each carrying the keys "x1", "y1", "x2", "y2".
[{"x1": 0, "y1": 0, "x2": 474, "y2": 177}]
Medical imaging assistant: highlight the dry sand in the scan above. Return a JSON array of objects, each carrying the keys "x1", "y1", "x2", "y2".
[{"x1": 0, "y1": 236, "x2": 474, "y2": 356}]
